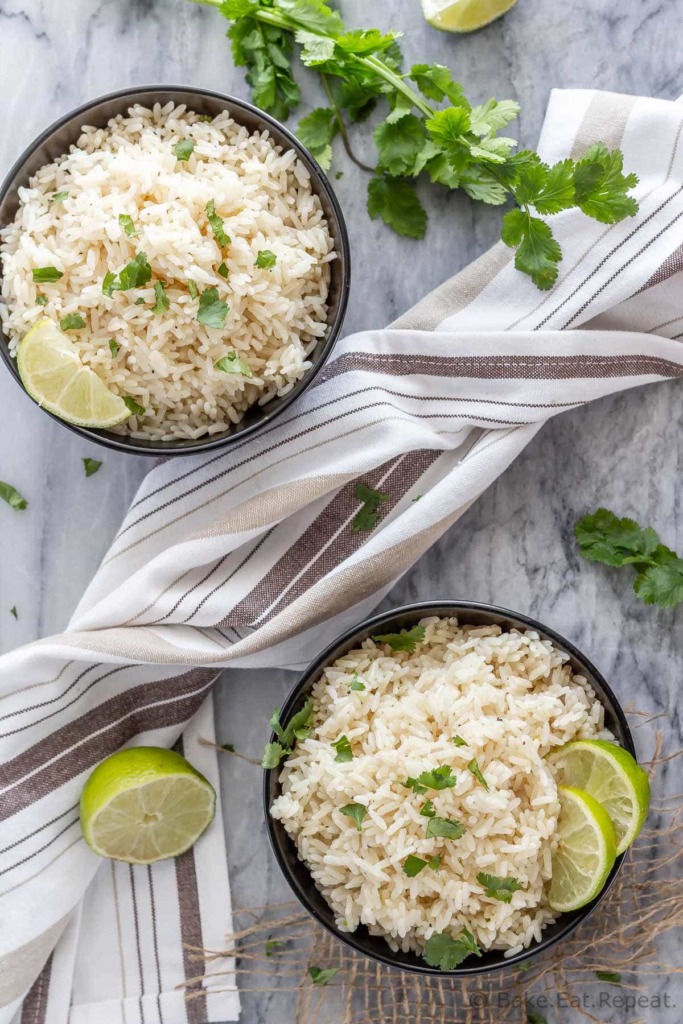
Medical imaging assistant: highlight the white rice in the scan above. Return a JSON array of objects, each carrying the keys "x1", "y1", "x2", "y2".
[
  {"x1": 271, "y1": 617, "x2": 613, "y2": 958},
  {"x1": 0, "y1": 102, "x2": 335, "y2": 440}
]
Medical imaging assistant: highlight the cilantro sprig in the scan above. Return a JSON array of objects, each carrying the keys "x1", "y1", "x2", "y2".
[
  {"x1": 423, "y1": 928, "x2": 481, "y2": 971},
  {"x1": 262, "y1": 700, "x2": 314, "y2": 768},
  {"x1": 190, "y1": 0, "x2": 639, "y2": 289},
  {"x1": 575, "y1": 508, "x2": 683, "y2": 609}
]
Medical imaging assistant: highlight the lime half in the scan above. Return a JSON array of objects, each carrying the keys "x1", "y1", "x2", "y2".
[
  {"x1": 17, "y1": 318, "x2": 130, "y2": 429},
  {"x1": 548, "y1": 785, "x2": 617, "y2": 913},
  {"x1": 421, "y1": 0, "x2": 517, "y2": 32},
  {"x1": 80, "y1": 747, "x2": 216, "y2": 864},
  {"x1": 547, "y1": 740, "x2": 650, "y2": 855}
]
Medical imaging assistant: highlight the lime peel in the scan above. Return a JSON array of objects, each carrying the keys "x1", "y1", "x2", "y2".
[
  {"x1": 548, "y1": 785, "x2": 617, "y2": 913},
  {"x1": 421, "y1": 0, "x2": 517, "y2": 33}
]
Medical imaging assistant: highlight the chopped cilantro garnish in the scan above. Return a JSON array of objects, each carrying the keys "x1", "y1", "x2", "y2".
[
  {"x1": 220, "y1": 743, "x2": 236, "y2": 752},
  {"x1": 82, "y1": 458, "x2": 102, "y2": 478},
  {"x1": 352, "y1": 482, "x2": 389, "y2": 532},
  {"x1": 197, "y1": 286, "x2": 229, "y2": 329},
  {"x1": 218, "y1": 261, "x2": 229, "y2": 278},
  {"x1": 108, "y1": 339, "x2": 120, "y2": 358},
  {"x1": 414, "y1": 765, "x2": 456, "y2": 791},
  {"x1": 595, "y1": 971, "x2": 621, "y2": 984},
  {"x1": 0, "y1": 481, "x2": 27, "y2": 511},
  {"x1": 467, "y1": 759, "x2": 489, "y2": 790},
  {"x1": 423, "y1": 928, "x2": 481, "y2": 971},
  {"x1": 118, "y1": 214, "x2": 137, "y2": 236},
  {"x1": 214, "y1": 351, "x2": 252, "y2": 376},
  {"x1": 36, "y1": 295, "x2": 48, "y2": 306},
  {"x1": 59, "y1": 314, "x2": 85, "y2": 331},
  {"x1": 255, "y1": 249, "x2": 277, "y2": 269},
  {"x1": 174, "y1": 139, "x2": 195, "y2": 161},
  {"x1": 262, "y1": 741, "x2": 287, "y2": 769},
  {"x1": 526, "y1": 1013, "x2": 547, "y2": 1024},
  {"x1": 51, "y1": 191, "x2": 69, "y2": 202},
  {"x1": 350, "y1": 676, "x2": 365, "y2": 691},
  {"x1": 122, "y1": 396, "x2": 145, "y2": 416},
  {"x1": 452, "y1": 735, "x2": 467, "y2": 747},
  {"x1": 427, "y1": 853, "x2": 442, "y2": 870},
  {"x1": 265, "y1": 938, "x2": 284, "y2": 956},
  {"x1": 187, "y1": 280, "x2": 198, "y2": 298},
  {"x1": 206, "y1": 200, "x2": 231, "y2": 247},
  {"x1": 263, "y1": 701, "x2": 314, "y2": 768},
  {"x1": 103, "y1": 252, "x2": 152, "y2": 295},
  {"x1": 309, "y1": 966, "x2": 339, "y2": 985},
  {"x1": 425, "y1": 816, "x2": 466, "y2": 840},
  {"x1": 340, "y1": 802, "x2": 366, "y2": 831},
  {"x1": 152, "y1": 281, "x2": 170, "y2": 314},
  {"x1": 403, "y1": 854, "x2": 427, "y2": 877},
  {"x1": 333, "y1": 735, "x2": 353, "y2": 762},
  {"x1": 420, "y1": 799, "x2": 435, "y2": 818},
  {"x1": 10, "y1": 606, "x2": 17, "y2": 619},
  {"x1": 372, "y1": 625, "x2": 425, "y2": 652},
  {"x1": 476, "y1": 872, "x2": 522, "y2": 903},
  {"x1": 32, "y1": 267, "x2": 63, "y2": 283}
]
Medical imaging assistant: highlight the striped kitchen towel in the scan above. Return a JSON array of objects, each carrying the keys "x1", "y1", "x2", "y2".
[{"x1": 2, "y1": 87, "x2": 683, "y2": 1024}]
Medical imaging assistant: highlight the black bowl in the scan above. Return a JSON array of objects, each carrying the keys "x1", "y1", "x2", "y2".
[
  {"x1": 0, "y1": 86, "x2": 350, "y2": 456},
  {"x1": 264, "y1": 601, "x2": 636, "y2": 975}
]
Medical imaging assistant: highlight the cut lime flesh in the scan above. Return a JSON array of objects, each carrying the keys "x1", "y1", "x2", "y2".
[
  {"x1": 80, "y1": 747, "x2": 216, "y2": 864},
  {"x1": 547, "y1": 740, "x2": 650, "y2": 855},
  {"x1": 421, "y1": 0, "x2": 517, "y2": 32},
  {"x1": 548, "y1": 785, "x2": 617, "y2": 913},
  {"x1": 17, "y1": 318, "x2": 131, "y2": 429}
]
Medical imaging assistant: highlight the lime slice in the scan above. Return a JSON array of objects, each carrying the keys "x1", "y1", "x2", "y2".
[
  {"x1": 80, "y1": 747, "x2": 216, "y2": 864},
  {"x1": 547, "y1": 740, "x2": 650, "y2": 855},
  {"x1": 421, "y1": 0, "x2": 517, "y2": 32},
  {"x1": 548, "y1": 785, "x2": 617, "y2": 913},
  {"x1": 17, "y1": 318, "x2": 130, "y2": 429}
]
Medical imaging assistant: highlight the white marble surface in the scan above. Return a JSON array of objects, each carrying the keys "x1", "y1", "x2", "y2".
[{"x1": 0, "y1": 1, "x2": 681, "y2": 1022}]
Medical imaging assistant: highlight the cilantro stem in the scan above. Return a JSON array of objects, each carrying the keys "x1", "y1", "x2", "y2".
[{"x1": 321, "y1": 76, "x2": 376, "y2": 173}]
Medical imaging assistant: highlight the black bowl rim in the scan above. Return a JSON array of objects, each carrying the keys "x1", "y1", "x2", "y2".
[
  {"x1": 263, "y1": 600, "x2": 635, "y2": 976},
  {"x1": 0, "y1": 84, "x2": 351, "y2": 457}
]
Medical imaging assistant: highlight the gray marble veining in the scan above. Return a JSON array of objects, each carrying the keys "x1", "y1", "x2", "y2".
[{"x1": 0, "y1": 1, "x2": 681, "y2": 1021}]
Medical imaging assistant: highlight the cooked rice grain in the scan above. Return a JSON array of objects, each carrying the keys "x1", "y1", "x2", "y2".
[
  {"x1": 271, "y1": 617, "x2": 612, "y2": 958},
  {"x1": 0, "y1": 102, "x2": 334, "y2": 440}
]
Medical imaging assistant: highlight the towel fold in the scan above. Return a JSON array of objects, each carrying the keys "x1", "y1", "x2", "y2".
[{"x1": 2, "y1": 87, "x2": 682, "y2": 1024}]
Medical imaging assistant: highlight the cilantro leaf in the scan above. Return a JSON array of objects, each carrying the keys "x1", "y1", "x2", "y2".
[
  {"x1": 118, "y1": 214, "x2": 137, "y2": 237},
  {"x1": 59, "y1": 314, "x2": 85, "y2": 331},
  {"x1": 36, "y1": 295, "x2": 48, "y2": 306},
  {"x1": 10, "y1": 606, "x2": 17, "y2": 619},
  {"x1": 423, "y1": 928, "x2": 481, "y2": 971},
  {"x1": 352, "y1": 481, "x2": 389, "y2": 532},
  {"x1": 452, "y1": 736, "x2": 467, "y2": 747},
  {"x1": 297, "y1": 107, "x2": 338, "y2": 171},
  {"x1": 102, "y1": 271, "x2": 117, "y2": 297},
  {"x1": 108, "y1": 339, "x2": 120, "y2": 358},
  {"x1": 573, "y1": 143, "x2": 639, "y2": 223},
  {"x1": 409, "y1": 64, "x2": 469, "y2": 106},
  {"x1": 262, "y1": 741, "x2": 288, "y2": 769},
  {"x1": 271, "y1": 700, "x2": 314, "y2": 748},
  {"x1": 367, "y1": 176, "x2": 427, "y2": 240},
  {"x1": 633, "y1": 550, "x2": 683, "y2": 608},
  {"x1": 350, "y1": 676, "x2": 365, "y2": 691},
  {"x1": 426, "y1": 816, "x2": 467, "y2": 840},
  {"x1": 403, "y1": 854, "x2": 427, "y2": 877},
  {"x1": 404, "y1": 776, "x2": 428, "y2": 795},
  {"x1": 108, "y1": 251, "x2": 153, "y2": 292},
  {"x1": 220, "y1": 743, "x2": 236, "y2": 752},
  {"x1": 467, "y1": 759, "x2": 489, "y2": 790},
  {"x1": 0, "y1": 482, "x2": 27, "y2": 511},
  {"x1": 425, "y1": 107, "x2": 472, "y2": 154},
  {"x1": 469, "y1": 98, "x2": 520, "y2": 138},
  {"x1": 340, "y1": 802, "x2": 366, "y2": 831},
  {"x1": 215, "y1": 351, "x2": 253, "y2": 377},
  {"x1": 229, "y1": 17, "x2": 301, "y2": 121},
  {"x1": 476, "y1": 872, "x2": 522, "y2": 902},
  {"x1": 265, "y1": 938, "x2": 284, "y2": 956},
  {"x1": 174, "y1": 139, "x2": 195, "y2": 162},
  {"x1": 420, "y1": 799, "x2": 436, "y2": 817},
  {"x1": 336, "y1": 28, "x2": 397, "y2": 56},
  {"x1": 372, "y1": 625, "x2": 425, "y2": 653},
  {"x1": 152, "y1": 282, "x2": 170, "y2": 314},
  {"x1": 82, "y1": 458, "x2": 102, "y2": 478},
  {"x1": 122, "y1": 396, "x2": 145, "y2": 416},
  {"x1": 187, "y1": 280, "x2": 198, "y2": 299},
  {"x1": 32, "y1": 266, "x2": 63, "y2": 283},
  {"x1": 308, "y1": 965, "x2": 340, "y2": 986},
  {"x1": 596, "y1": 971, "x2": 621, "y2": 984},
  {"x1": 206, "y1": 200, "x2": 231, "y2": 247},
  {"x1": 527, "y1": 1013, "x2": 547, "y2": 1024},
  {"x1": 414, "y1": 765, "x2": 457, "y2": 791},
  {"x1": 427, "y1": 853, "x2": 442, "y2": 870},
  {"x1": 501, "y1": 210, "x2": 562, "y2": 290},
  {"x1": 460, "y1": 168, "x2": 508, "y2": 206},
  {"x1": 51, "y1": 190, "x2": 69, "y2": 203},
  {"x1": 218, "y1": 261, "x2": 229, "y2": 278},
  {"x1": 533, "y1": 159, "x2": 576, "y2": 215},
  {"x1": 197, "y1": 287, "x2": 229, "y2": 328},
  {"x1": 296, "y1": 29, "x2": 336, "y2": 66},
  {"x1": 333, "y1": 735, "x2": 353, "y2": 762},
  {"x1": 374, "y1": 115, "x2": 427, "y2": 175},
  {"x1": 255, "y1": 249, "x2": 277, "y2": 269}
]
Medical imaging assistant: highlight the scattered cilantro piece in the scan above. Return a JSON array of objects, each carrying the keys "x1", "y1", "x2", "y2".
[
  {"x1": 118, "y1": 214, "x2": 137, "y2": 236},
  {"x1": 10, "y1": 606, "x2": 17, "y2": 619},
  {"x1": 59, "y1": 314, "x2": 85, "y2": 331},
  {"x1": 350, "y1": 675, "x2": 365, "y2": 691},
  {"x1": 513, "y1": 961, "x2": 532, "y2": 973},
  {"x1": 218, "y1": 261, "x2": 229, "y2": 278},
  {"x1": 206, "y1": 200, "x2": 231, "y2": 247},
  {"x1": 575, "y1": 508, "x2": 683, "y2": 609},
  {"x1": 404, "y1": 776, "x2": 428, "y2": 795},
  {"x1": 187, "y1": 280, "x2": 198, "y2": 299},
  {"x1": 467, "y1": 759, "x2": 489, "y2": 790},
  {"x1": 103, "y1": 252, "x2": 152, "y2": 295},
  {"x1": 102, "y1": 271, "x2": 116, "y2": 297},
  {"x1": 423, "y1": 928, "x2": 481, "y2": 971},
  {"x1": 414, "y1": 765, "x2": 457, "y2": 791},
  {"x1": 309, "y1": 966, "x2": 339, "y2": 986},
  {"x1": 255, "y1": 249, "x2": 277, "y2": 269},
  {"x1": 426, "y1": 816, "x2": 466, "y2": 840},
  {"x1": 51, "y1": 190, "x2": 69, "y2": 203},
  {"x1": 198, "y1": 287, "x2": 229, "y2": 329},
  {"x1": 452, "y1": 736, "x2": 467, "y2": 747},
  {"x1": 420, "y1": 799, "x2": 436, "y2": 818},
  {"x1": 108, "y1": 339, "x2": 120, "y2": 357},
  {"x1": 403, "y1": 854, "x2": 428, "y2": 877},
  {"x1": 340, "y1": 802, "x2": 366, "y2": 831},
  {"x1": 352, "y1": 481, "x2": 389, "y2": 532},
  {"x1": 262, "y1": 741, "x2": 287, "y2": 769},
  {"x1": 82, "y1": 458, "x2": 102, "y2": 478},
  {"x1": 367, "y1": 176, "x2": 427, "y2": 240},
  {"x1": 174, "y1": 139, "x2": 195, "y2": 161},
  {"x1": 335, "y1": 171, "x2": 344, "y2": 180},
  {"x1": 333, "y1": 735, "x2": 353, "y2": 762},
  {"x1": 0, "y1": 482, "x2": 27, "y2": 511},
  {"x1": 595, "y1": 971, "x2": 621, "y2": 984},
  {"x1": 122, "y1": 396, "x2": 145, "y2": 416},
  {"x1": 265, "y1": 938, "x2": 284, "y2": 956},
  {"x1": 372, "y1": 625, "x2": 425, "y2": 653},
  {"x1": 263, "y1": 700, "x2": 314, "y2": 768},
  {"x1": 152, "y1": 282, "x2": 170, "y2": 314},
  {"x1": 134, "y1": 297, "x2": 146, "y2": 305},
  {"x1": 215, "y1": 351, "x2": 252, "y2": 377},
  {"x1": 527, "y1": 1013, "x2": 547, "y2": 1024},
  {"x1": 36, "y1": 295, "x2": 48, "y2": 306},
  {"x1": 427, "y1": 853, "x2": 442, "y2": 870},
  {"x1": 32, "y1": 267, "x2": 63, "y2": 283},
  {"x1": 476, "y1": 872, "x2": 522, "y2": 903},
  {"x1": 220, "y1": 742, "x2": 236, "y2": 752}
]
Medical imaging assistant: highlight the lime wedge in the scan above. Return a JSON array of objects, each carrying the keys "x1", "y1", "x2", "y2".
[
  {"x1": 17, "y1": 318, "x2": 130, "y2": 429},
  {"x1": 547, "y1": 740, "x2": 650, "y2": 855},
  {"x1": 421, "y1": 0, "x2": 517, "y2": 32},
  {"x1": 80, "y1": 747, "x2": 216, "y2": 864},
  {"x1": 548, "y1": 785, "x2": 617, "y2": 913}
]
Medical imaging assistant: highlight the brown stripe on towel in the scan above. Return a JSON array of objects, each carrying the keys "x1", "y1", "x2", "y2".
[{"x1": 19, "y1": 953, "x2": 52, "y2": 1024}]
